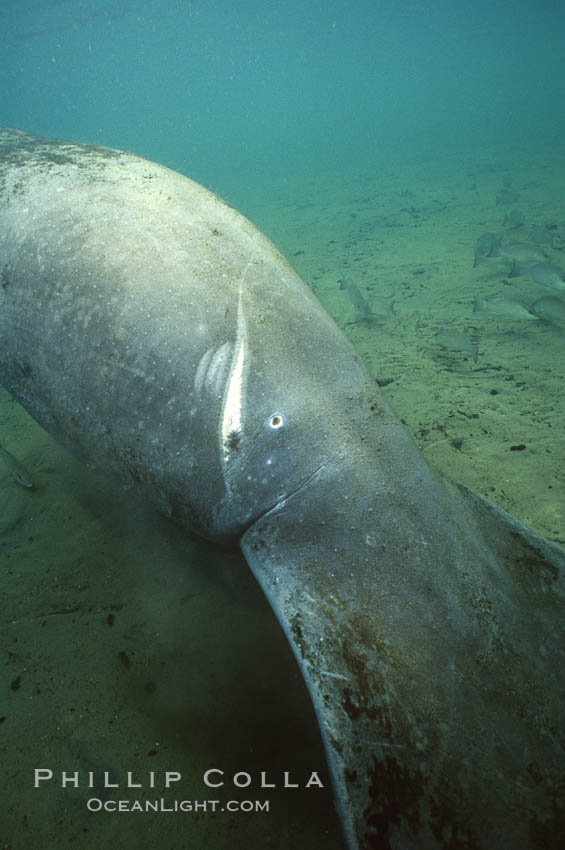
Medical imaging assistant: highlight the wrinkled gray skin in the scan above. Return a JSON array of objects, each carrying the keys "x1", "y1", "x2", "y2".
[{"x1": 2, "y1": 129, "x2": 565, "y2": 850}]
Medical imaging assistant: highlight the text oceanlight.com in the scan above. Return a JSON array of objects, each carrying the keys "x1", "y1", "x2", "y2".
[{"x1": 86, "y1": 798, "x2": 269, "y2": 813}]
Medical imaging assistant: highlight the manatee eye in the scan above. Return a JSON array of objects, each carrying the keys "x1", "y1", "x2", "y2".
[{"x1": 266, "y1": 413, "x2": 284, "y2": 430}]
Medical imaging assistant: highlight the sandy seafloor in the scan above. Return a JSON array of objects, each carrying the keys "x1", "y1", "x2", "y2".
[{"x1": 1, "y1": 140, "x2": 564, "y2": 849}]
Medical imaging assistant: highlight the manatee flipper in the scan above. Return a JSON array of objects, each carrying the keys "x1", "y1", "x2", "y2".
[{"x1": 243, "y1": 472, "x2": 565, "y2": 850}]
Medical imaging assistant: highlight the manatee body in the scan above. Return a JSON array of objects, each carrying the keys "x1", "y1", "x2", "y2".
[{"x1": 1, "y1": 129, "x2": 565, "y2": 850}]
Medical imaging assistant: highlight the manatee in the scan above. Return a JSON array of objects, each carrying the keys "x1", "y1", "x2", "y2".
[{"x1": 1, "y1": 129, "x2": 565, "y2": 850}]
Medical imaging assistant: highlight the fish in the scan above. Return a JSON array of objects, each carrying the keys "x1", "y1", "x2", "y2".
[
  {"x1": 472, "y1": 236, "x2": 548, "y2": 275},
  {"x1": 475, "y1": 241, "x2": 550, "y2": 277},
  {"x1": 526, "y1": 261, "x2": 565, "y2": 291},
  {"x1": 528, "y1": 294, "x2": 565, "y2": 325},
  {"x1": 434, "y1": 329, "x2": 479, "y2": 363},
  {"x1": 500, "y1": 242, "x2": 548, "y2": 263},
  {"x1": 502, "y1": 209, "x2": 524, "y2": 229},
  {"x1": 473, "y1": 295, "x2": 539, "y2": 320},
  {"x1": 338, "y1": 277, "x2": 394, "y2": 324},
  {"x1": 495, "y1": 185, "x2": 520, "y2": 205},
  {"x1": 339, "y1": 277, "x2": 372, "y2": 316},
  {"x1": 473, "y1": 232, "x2": 501, "y2": 267},
  {"x1": 0, "y1": 443, "x2": 34, "y2": 488},
  {"x1": 529, "y1": 224, "x2": 558, "y2": 248}
]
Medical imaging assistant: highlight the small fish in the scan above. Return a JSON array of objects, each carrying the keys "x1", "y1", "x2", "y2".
[
  {"x1": 473, "y1": 296, "x2": 538, "y2": 321},
  {"x1": 435, "y1": 329, "x2": 479, "y2": 363},
  {"x1": 0, "y1": 443, "x2": 34, "y2": 488},
  {"x1": 475, "y1": 242, "x2": 550, "y2": 277},
  {"x1": 495, "y1": 186, "x2": 520, "y2": 205},
  {"x1": 503, "y1": 210, "x2": 524, "y2": 229},
  {"x1": 473, "y1": 232, "x2": 501, "y2": 267},
  {"x1": 473, "y1": 236, "x2": 547, "y2": 275},
  {"x1": 339, "y1": 277, "x2": 372, "y2": 316},
  {"x1": 338, "y1": 278, "x2": 396, "y2": 326},
  {"x1": 529, "y1": 225, "x2": 557, "y2": 248},
  {"x1": 526, "y1": 261, "x2": 565, "y2": 291},
  {"x1": 528, "y1": 294, "x2": 565, "y2": 326},
  {"x1": 499, "y1": 241, "x2": 548, "y2": 265}
]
